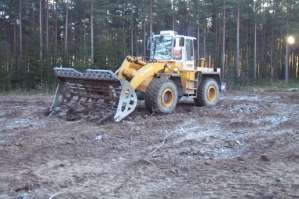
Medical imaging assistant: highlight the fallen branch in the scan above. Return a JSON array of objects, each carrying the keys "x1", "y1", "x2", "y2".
[
  {"x1": 150, "y1": 132, "x2": 174, "y2": 155},
  {"x1": 49, "y1": 191, "x2": 66, "y2": 199}
]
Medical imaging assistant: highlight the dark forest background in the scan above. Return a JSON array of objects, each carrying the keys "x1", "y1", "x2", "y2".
[{"x1": 0, "y1": 0, "x2": 299, "y2": 91}]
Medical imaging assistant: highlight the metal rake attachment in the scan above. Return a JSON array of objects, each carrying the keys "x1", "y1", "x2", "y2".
[{"x1": 50, "y1": 67, "x2": 137, "y2": 122}]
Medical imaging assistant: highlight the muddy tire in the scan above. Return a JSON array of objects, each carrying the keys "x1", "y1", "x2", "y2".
[
  {"x1": 145, "y1": 78, "x2": 178, "y2": 113},
  {"x1": 194, "y1": 78, "x2": 220, "y2": 107}
]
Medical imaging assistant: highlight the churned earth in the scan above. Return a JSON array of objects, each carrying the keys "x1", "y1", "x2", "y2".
[{"x1": 0, "y1": 90, "x2": 299, "y2": 199}]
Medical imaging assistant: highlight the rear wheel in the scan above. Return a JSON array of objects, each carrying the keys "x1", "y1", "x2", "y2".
[
  {"x1": 194, "y1": 78, "x2": 220, "y2": 107},
  {"x1": 145, "y1": 78, "x2": 178, "y2": 113}
]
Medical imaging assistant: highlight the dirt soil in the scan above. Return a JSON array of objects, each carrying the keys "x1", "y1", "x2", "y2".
[{"x1": 1, "y1": 91, "x2": 299, "y2": 199}]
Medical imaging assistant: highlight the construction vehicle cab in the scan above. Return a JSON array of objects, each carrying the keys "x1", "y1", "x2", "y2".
[
  {"x1": 51, "y1": 30, "x2": 222, "y2": 122},
  {"x1": 151, "y1": 31, "x2": 196, "y2": 70}
]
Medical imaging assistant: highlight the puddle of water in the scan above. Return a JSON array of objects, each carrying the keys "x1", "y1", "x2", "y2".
[
  {"x1": 227, "y1": 95, "x2": 260, "y2": 102},
  {"x1": 205, "y1": 143, "x2": 247, "y2": 160},
  {"x1": 224, "y1": 95, "x2": 281, "y2": 103},
  {"x1": 228, "y1": 104, "x2": 260, "y2": 114},
  {"x1": 174, "y1": 120, "x2": 222, "y2": 143},
  {"x1": 173, "y1": 119, "x2": 247, "y2": 160}
]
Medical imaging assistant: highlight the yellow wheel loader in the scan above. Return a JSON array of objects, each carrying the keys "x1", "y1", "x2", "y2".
[{"x1": 50, "y1": 31, "x2": 223, "y2": 122}]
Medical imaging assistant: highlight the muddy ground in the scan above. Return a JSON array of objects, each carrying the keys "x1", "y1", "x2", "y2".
[{"x1": 0, "y1": 90, "x2": 299, "y2": 199}]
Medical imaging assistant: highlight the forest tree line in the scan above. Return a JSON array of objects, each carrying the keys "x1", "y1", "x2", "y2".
[{"x1": 0, "y1": 0, "x2": 299, "y2": 91}]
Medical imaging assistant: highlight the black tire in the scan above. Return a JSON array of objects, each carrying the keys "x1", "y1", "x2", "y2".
[
  {"x1": 145, "y1": 78, "x2": 178, "y2": 113},
  {"x1": 194, "y1": 78, "x2": 220, "y2": 107},
  {"x1": 136, "y1": 91, "x2": 145, "y2": 100}
]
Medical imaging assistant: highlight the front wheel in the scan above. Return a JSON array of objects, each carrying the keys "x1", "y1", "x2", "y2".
[
  {"x1": 145, "y1": 78, "x2": 178, "y2": 113},
  {"x1": 194, "y1": 78, "x2": 220, "y2": 107}
]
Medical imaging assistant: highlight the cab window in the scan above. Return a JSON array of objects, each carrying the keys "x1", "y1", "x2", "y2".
[
  {"x1": 179, "y1": 37, "x2": 184, "y2": 47},
  {"x1": 173, "y1": 37, "x2": 183, "y2": 60},
  {"x1": 186, "y1": 39, "x2": 194, "y2": 61}
]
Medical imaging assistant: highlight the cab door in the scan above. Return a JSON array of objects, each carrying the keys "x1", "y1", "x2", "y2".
[{"x1": 183, "y1": 39, "x2": 195, "y2": 70}]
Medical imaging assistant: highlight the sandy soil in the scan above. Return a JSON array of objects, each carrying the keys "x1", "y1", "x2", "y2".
[{"x1": 0, "y1": 91, "x2": 299, "y2": 199}]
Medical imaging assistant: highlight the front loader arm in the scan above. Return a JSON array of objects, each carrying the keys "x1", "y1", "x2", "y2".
[
  {"x1": 114, "y1": 60, "x2": 166, "y2": 121},
  {"x1": 117, "y1": 56, "x2": 166, "y2": 91},
  {"x1": 117, "y1": 56, "x2": 147, "y2": 80},
  {"x1": 129, "y1": 62, "x2": 165, "y2": 91}
]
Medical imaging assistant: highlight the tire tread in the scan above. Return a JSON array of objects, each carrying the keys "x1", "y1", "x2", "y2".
[{"x1": 145, "y1": 78, "x2": 177, "y2": 113}]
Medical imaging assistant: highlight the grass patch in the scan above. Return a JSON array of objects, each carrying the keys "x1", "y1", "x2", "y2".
[
  {"x1": 0, "y1": 87, "x2": 55, "y2": 96},
  {"x1": 238, "y1": 79, "x2": 299, "y2": 92}
]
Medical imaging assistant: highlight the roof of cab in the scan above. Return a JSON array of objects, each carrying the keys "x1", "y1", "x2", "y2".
[{"x1": 156, "y1": 30, "x2": 196, "y2": 40}]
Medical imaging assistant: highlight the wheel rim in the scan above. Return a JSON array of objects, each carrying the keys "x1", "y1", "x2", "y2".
[
  {"x1": 161, "y1": 89, "x2": 174, "y2": 108},
  {"x1": 207, "y1": 85, "x2": 217, "y2": 102}
]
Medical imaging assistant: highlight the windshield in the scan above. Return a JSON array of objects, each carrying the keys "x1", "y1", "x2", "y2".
[{"x1": 150, "y1": 36, "x2": 173, "y2": 60}]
